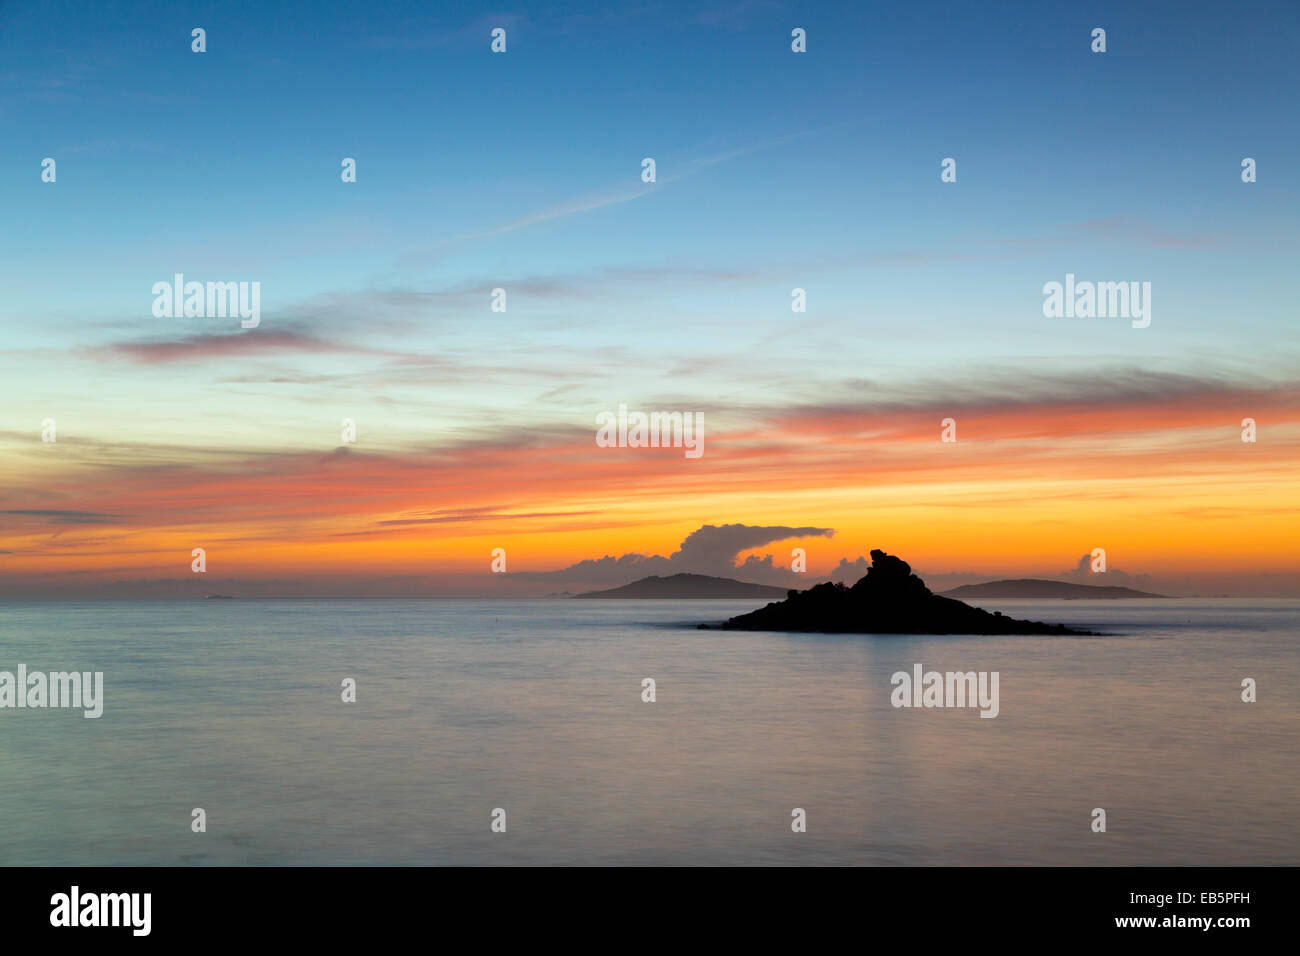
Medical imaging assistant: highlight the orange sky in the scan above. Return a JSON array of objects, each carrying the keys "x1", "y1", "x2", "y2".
[{"x1": 2, "y1": 379, "x2": 1297, "y2": 597}]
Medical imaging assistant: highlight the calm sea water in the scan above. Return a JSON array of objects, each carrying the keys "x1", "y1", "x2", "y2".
[{"x1": 0, "y1": 598, "x2": 1295, "y2": 866}]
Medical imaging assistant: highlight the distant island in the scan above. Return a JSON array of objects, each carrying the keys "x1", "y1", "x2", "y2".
[
  {"x1": 708, "y1": 550, "x2": 1092, "y2": 635},
  {"x1": 941, "y1": 579, "x2": 1164, "y2": 599},
  {"x1": 574, "y1": 574, "x2": 790, "y2": 599}
]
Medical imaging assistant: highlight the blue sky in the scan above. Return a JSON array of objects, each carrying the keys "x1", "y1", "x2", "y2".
[
  {"x1": 0, "y1": 0, "x2": 1298, "y2": 598},
  {"x1": 4, "y1": 0, "x2": 1296, "y2": 363},
  {"x1": 0, "y1": 0, "x2": 1293, "y2": 451}
]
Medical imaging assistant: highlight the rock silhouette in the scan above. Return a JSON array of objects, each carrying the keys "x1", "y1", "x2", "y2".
[{"x1": 713, "y1": 550, "x2": 1091, "y2": 634}]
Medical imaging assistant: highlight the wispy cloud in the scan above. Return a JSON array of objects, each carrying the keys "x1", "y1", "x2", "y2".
[
  {"x1": 455, "y1": 124, "x2": 838, "y2": 243},
  {"x1": 95, "y1": 330, "x2": 351, "y2": 364},
  {"x1": 976, "y1": 217, "x2": 1219, "y2": 251},
  {"x1": 0, "y1": 509, "x2": 126, "y2": 525}
]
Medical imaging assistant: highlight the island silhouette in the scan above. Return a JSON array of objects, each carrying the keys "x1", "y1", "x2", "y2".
[
  {"x1": 707, "y1": 550, "x2": 1092, "y2": 635},
  {"x1": 940, "y1": 579, "x2": 1162, "y2": 599},
  {"x1": 573, "y1": 574, "x2": 789, "y2": 599}
]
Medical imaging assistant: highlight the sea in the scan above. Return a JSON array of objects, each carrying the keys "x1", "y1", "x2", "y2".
[{"x1": 0, "y1": 598, "x2": 1295, "y2": 865}]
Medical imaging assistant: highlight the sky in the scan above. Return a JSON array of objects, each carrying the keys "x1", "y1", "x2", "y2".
[{"x1": 1, "y1": 0, "x2": 1297, "y2": 597}]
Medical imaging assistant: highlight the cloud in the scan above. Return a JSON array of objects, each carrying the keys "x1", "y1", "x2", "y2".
[
  {"x1": 452, "y1": 125, "x2": 833, "y2": 244},
  {"x1": 828, "y1": 556, "x2": 872, "y2": 582},
  {"x1": 669, "y1": 523, "x2": 832, "y2": 568},
  {"x1": 516, "y1": 522, "x2": 834, "y2": 586},
  {"x1": 0, "y1": 509, "x2": 125, "y2": 525},
  {"x1": 95, "y1": 330, "x2": 351, "y2": 364},
  {"x1": 373, "y1": 508, "x2": 598, "y2": 528},
  {"x1": 977, "y1": 217, "x2": 1218, "y2": 251},
  {"x1": 742, "y1": 365, "x2": 1300, "y2": 429},
  {"x1": 1068, "y1": 217, "x2": 1217, "y2": 249},
  {"x1": 1062, "y1": 553, "x2": 1152, "y2": 588}
]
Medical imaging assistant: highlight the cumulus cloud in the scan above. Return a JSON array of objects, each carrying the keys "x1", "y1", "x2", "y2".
[
  {"x1": 827, "y1": 556, "x2": 873, "y2": 583},
  {"x1": 517, "y1": 522, "x2": 834, "y2": 586},
  {"x1": 1061, "y1": 553, "x2": 1152, "y2": 588}
]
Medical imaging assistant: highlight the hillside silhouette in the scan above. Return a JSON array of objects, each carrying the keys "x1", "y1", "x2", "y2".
[
  {"x1": 942, "y1": 579, "x2": 1163, "y2": 599},
  {"x1": 574, "y1": 573, "x2": 788, "y2": 599}
]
